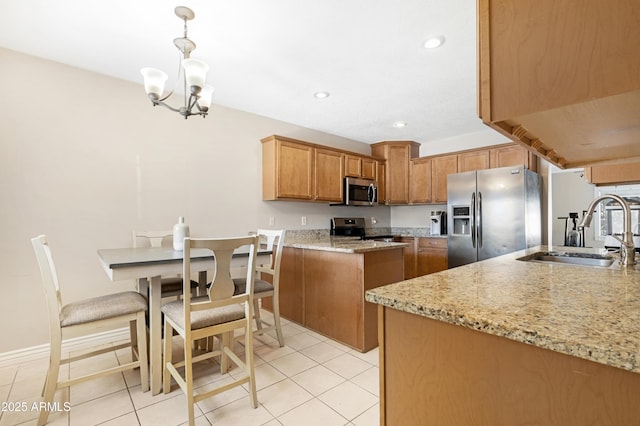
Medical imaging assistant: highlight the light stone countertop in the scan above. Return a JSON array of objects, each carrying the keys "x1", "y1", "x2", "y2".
[
  {"x1": 283, "y1": 234, "x2": 408, "y2": 253},
  {"x1": 366, "y1": 245, "x2": 640, "y2": 374}
]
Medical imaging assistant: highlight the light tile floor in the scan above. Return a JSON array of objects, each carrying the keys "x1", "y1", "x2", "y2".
[{"x1": 0, "y1": 310, "x2": 379, "y2": 425}]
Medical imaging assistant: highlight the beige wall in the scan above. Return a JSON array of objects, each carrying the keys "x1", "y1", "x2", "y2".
[{"x1": 0, "y1": 48, "x2": 393, "y2": 352}]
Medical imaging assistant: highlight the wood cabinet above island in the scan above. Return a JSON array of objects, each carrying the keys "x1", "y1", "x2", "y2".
[
  {"x1": 478, "y1": 0, "x2": 640, "y2": 169},
  {"x1": 367, "y1": 246, "x2": 640, "y2": 425}
]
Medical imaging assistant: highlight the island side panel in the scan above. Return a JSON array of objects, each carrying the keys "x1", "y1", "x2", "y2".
[
  {"x1": 381, "y1": 307, "x2": 640, "y2": 425},
  {"x1": 363, "y1": 248, "x2": 404, "y2": 351},
  {"x1": 262, "y1": 247, "x2": 304, "y2": 324},
  {"x1": 304, "y1": 249, "x2": 365, "y2": 350}
]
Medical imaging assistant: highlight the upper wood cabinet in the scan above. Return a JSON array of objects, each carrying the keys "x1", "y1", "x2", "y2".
[
  {"x1": 410, "y1": 157, "x2": 432, "y2": 204},
  {"x1": 431, "y1": 154, "x2": 458, "y2": 203},
  {"x1": 458, "y1": 150, "x2": 490, "y2": 173},
  {"x1": 362, "y1": 158, "x2": 377, "y2": 180},
  {"x1": 345, "y1": 155, "x2": 362, "y2": 178},
  {"x1": 585, "y1": 162, "x2": 640, "y2": 186},
  {"x1": 262, "y1": 136, "x2": 314, "y2": 200},
  {"x1": 371, "y1": 141, "x2": 420, "y2": 205},
  {"x1": 345, "y1": 154, "x2": 377, "y2": 180},
  {"x1": 315, "y1": 148, "x2": 344, "y2": 202},
  {"x1": 262, "y1": 135, "x2": 343, "y2": 202},
  {"x1": 377, "y1": 161, "x2": 387, "y2": 204},
  {"x1": 478, "y1": 0, "x2": 640, "y2": 169},
  {"x1": 490, "y1": 144, "x2": 537, "y2": 171}
]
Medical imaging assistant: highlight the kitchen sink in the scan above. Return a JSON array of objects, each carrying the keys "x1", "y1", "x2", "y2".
[{"x1": 517, "y1": 251, "x2": 616, "y2": 267}]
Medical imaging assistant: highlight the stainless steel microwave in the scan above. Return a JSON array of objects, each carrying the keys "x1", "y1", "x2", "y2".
[{"x1": 344, "y1": 177, "x2": 378, "y2": 206}]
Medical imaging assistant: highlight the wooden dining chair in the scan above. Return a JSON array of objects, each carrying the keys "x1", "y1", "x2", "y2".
[
  {"x1": 31, "y1": 235, "x2": 149, "y2": 426},
  {"x1": 233, "y1": 229, "x2": 286, "y2": 347},
  {"x1": 132, "y1": 230, "x2": 199, "y2": 298},
  {"x1": 161, "y1": 235, "x2": 259, "y2": 426}
]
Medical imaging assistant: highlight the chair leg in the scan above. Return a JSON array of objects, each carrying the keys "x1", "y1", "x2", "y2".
[
  {"x1": 130, "y1": 320, "x2": 138, "y2": 362},
  {"x1": 253, "y1": 299, "x2": 263, "y2": 332},
  {"x1": 272, "y1": 295, "x2": 285, "y2": 347},
  {"x1": 220, "y1": 333, "x2": 231, "y2": 373},
  {"x1": 136, "y1": 313, "x2": 149, "y2": 392},
  {"x1": 185, "y1": 335, "x2": 195, "y2": 426},
  {"x1": 162, "y1": 320, "x2": 173, "y2": 394},
  {"x1": 244, "y1": 324, "x2": 258, "y2": 409},
  {"x1": 38, "y1": 340, "x2": 61, "y2": 426}
]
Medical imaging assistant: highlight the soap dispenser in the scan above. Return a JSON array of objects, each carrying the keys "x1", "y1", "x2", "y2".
[{"x1": 173, "y1": 217, "x2": 190, "y2": 250}]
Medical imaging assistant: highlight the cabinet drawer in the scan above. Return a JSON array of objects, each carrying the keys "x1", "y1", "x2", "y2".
[{"x1": 418, "y1": 238, "x2": 447, "y2": 249}]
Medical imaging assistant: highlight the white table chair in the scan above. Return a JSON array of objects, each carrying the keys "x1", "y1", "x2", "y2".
[
  {"x1": 233, "y1": 229, "x2": 285, "y2": 347},
  {"x1": 132, "y1": 230, "x2": 199, "y2": 298},
  {"x1": 31, "y1": 235, "x2": 149, "y2": 426},
  {"x1": 161, "y1": 235, "x2": 259, "y2": 426}
]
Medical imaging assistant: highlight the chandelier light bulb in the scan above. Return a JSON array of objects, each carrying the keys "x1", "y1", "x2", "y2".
[
  {"x1": 182, "y1": 58, "x2": 209, "y2": 90},
  {"x1": 140, "y1": 6, "x2": 212, "y2": 119},
  {"x1": 197, "y1": 85, "x2": 215, "y2": 109},
  {"x1": 140, "y1": 68, "x2": 168, "y2": 97}
]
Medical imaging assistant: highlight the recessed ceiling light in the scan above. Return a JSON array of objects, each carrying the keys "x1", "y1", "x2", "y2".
[
  {"x1": 393, "y1": 121, "x2": 407, "y2": 128},
  {"x1": 423, "y1": 35, "x2": 445, "y2": 49},
  {"x1": 314, "y1": 91, "x2": 330, "y2": 99}
]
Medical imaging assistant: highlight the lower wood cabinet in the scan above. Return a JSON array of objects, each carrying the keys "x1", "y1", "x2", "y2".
[
  {"x1": 378, "y1": 307, "x2": 640, "y2": 425},
  {"x1": 399, "y1": 237, "x2": 448, "y2": 279},
  {"x1": 264, "y1": 246, "x2": 404, "y2": 352},
  {"x1": 417, "y1": 238, "x2": 448, "y2": 276},
  {"x1": 398, "y1": 237, "x2": 417, "y2": 279}
]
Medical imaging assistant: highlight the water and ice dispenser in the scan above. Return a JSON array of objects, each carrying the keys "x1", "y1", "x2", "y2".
[{"x1": 451, "y1": 206, "x2": 471, "y2": 236}]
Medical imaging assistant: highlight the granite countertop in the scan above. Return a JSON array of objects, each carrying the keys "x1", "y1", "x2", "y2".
[
  {"x1": 366, "y1": 245, "x2": 640, "y2": 374},
  {"x1": 283, "y1": 234, "x2": 408, "y2": 253}
]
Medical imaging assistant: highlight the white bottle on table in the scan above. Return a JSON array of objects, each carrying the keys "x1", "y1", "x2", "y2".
[{"x1": 173, "y1": 216, "x2": 190, "y2": 251}]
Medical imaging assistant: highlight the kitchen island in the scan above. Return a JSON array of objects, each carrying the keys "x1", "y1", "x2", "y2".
[
  {"x1": 366, "y1": 246, "x2": 640, "y2": 425},
  {"x1": 263, "y1": 234, "x2": 407, "y2": 352}
]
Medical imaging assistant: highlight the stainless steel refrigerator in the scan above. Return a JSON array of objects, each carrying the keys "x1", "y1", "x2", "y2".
[{"x1": 447, "y1": 165, "x2": 541, "y2": 268}]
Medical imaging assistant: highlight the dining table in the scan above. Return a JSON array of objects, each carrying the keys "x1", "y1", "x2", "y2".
[{"x1": 97, "y1": 245, "x2": 270, "y2": 395}]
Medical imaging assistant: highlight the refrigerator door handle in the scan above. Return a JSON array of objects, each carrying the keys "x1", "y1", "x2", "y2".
[
  {"x1": 478, "y1": 191, "x2": 483, "y2": 248},
  {"x1": 471, "y1": 192, "x2": 476, "y2": 248}
]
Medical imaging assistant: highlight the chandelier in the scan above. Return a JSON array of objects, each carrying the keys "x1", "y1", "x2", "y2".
[{"x1": 140, "y1": 6, "x2": 214, "y2": 119}]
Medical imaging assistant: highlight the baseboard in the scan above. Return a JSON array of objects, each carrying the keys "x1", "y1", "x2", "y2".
[{"x1": 0, "y1": 327, "x2": 130, "y2": 368}]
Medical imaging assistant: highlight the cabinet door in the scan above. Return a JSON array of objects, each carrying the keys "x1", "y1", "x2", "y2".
[
  {"x1": 490, "y1": 145, "x2": 535, "y2": 170},
  {"x1": 399, "y1": 237, "x2": 416, "y2": 279},
  {"x1": 315, "y1": 148, "x2": 344, "y2": 202},
  {"x1": 458, "y1": 150, "x2": 490, "y2": 172},
  {"x1": 432, "y1": 155, "x2": 458, "y2": 203},
  {"x1": 377, "y1": 162, "x2": 387, "y2": 204},
  {"x1": 585, "y1": 162, "x2": 640, "y2": 185},
  {"x1": 276, "y1": 140, "x2": 314, "y2": 200},
  {"x1": 410, "y1": 158, "x2": 432, "y2": 204},
  {"x1": 263, "y1": 247, "x2": 304, "y2": 324},
  {"x1": 386, "y1": 145, "x2": 412, "y2": 204},
  {"x1": 417, "y1": 238, "x2": 448, "y2": 276},
  {"x1": 345, "y1": 155, "x2": 362, "y2": 177},
  {"x1": 362, "y1": 158, "x2": 377, "y2": 180}
]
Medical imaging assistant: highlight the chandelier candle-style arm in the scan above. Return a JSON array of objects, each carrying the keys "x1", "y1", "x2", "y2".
[{"x1": 140, "y1": 6, "x2": 214, "y2": 119}]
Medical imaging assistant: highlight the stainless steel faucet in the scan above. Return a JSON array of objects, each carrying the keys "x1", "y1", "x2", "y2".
[{"x1": 579, "y1": 194, "x2": 636, "y2": 267}]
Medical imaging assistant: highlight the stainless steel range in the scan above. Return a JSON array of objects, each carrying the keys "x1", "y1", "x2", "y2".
[{"x1": 330, "y1": 217, "x2": 394, "y2": 241}]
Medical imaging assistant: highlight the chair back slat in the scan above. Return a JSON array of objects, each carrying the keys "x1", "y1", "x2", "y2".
[
  {"x1": 132, "y1": 230, "x2": 172, "y2": 248},
  {"x1": 255, "y1": 229, "x2": 284, "y2": 278},
  {"x1": 182, "y1": 236, "x2": 258, "y2": 316},
  {"x1": 31, "y1": 235, "x2": 63, "y2": 331}
]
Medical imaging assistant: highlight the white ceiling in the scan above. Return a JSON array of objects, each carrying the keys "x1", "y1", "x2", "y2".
[{"x1": 0, "y1": 0, "x2": 488, "y2": 146}]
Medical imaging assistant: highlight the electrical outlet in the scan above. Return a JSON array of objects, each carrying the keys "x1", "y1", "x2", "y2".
[
  {"x1": 371, "y1": 217, "x2": 378, "y2": 224},
  {"x1": 301, "y1": 216, "x2": 307, "y2": 226},
  {"x1": 269, "y1": 216, "x2": 275, "y2": 226}
]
